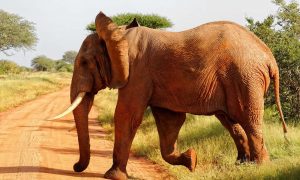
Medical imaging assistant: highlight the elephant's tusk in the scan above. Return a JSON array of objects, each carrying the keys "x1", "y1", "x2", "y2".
[{"x1": 48, "y1": 92, "x2": 86, "y2": 120}]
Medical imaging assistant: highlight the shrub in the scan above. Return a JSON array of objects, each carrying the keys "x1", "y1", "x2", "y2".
[
  {"x1": 0, "y1": 60, "x2": 22, "y2": 74},
  {"x1": 55, "y1": 60, "x2": 73, "y2": 72}
]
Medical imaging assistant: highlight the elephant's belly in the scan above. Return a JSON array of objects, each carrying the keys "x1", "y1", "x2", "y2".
[{"x1": 149, "y1": 87, "x2": 226, "y2": 115}]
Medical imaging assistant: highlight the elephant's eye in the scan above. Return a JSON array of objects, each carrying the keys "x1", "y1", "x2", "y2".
[{"x1": 80, "y1": 59, "x2": 88, "y2": 66}]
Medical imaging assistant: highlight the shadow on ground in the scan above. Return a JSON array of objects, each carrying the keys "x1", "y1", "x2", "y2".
[
  {"x1": 0, "y1": 166, "x2": 103, "y2": 177},
  {"x1": 41, "y1": 146, "x2": 112, "y2": 158}
]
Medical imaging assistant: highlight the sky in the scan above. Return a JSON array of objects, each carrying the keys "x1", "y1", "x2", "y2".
[{"x1": 0, "y1": 0, "x2": 298, "y2": 67}]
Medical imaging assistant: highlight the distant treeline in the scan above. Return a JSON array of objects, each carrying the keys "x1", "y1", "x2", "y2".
[{"x1": 0, "y1": 51, "x2": 77, "y2": 74}]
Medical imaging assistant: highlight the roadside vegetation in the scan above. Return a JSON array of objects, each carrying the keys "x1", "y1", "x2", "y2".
[
  {"x1": 94, "y1": 90, "x2": 300, "y2": 179},
  {"x1": 0, "y1": 72, "x2": 71, "y2": 112},
  {"x1": 0, "y1": 60, "x2": 30, "y2": 75},
  {"x1": 0, "y1": 56, "x2": 73, "y2": 113},
  {"x1": 0, "y1": 58, "x2": 73, "y2": 112}
]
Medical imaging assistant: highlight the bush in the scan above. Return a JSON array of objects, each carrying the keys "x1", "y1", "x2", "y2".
[
  {"x1": 0, "y1": 60, "x2": 22, "y2": 74},
  {"x1": 55, "y1": 60, "x2": 73, "y2": 72},
  {"x1": 19, "y1": 66, "x2": 32, "y2": 72}
]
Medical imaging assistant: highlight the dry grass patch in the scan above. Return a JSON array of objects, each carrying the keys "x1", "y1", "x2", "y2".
[{"x1": 0, "y1": 72, "x2": 71, "y2": 112}]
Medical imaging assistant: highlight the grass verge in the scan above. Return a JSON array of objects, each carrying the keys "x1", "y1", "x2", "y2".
[
  {"x1": 0, "y1": 72, "x2": 72, "y2": 112},
  {"x1": 94, "y1": 89, "x2": 300, "y2": 179}
]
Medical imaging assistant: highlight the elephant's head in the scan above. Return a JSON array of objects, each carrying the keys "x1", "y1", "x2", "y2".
[
  {"x1": 73, "y1": 11, "x2": 129, "y2": 94},
  {"x1": 49, "y1": 12, "x2": 139, "y2": 172}
]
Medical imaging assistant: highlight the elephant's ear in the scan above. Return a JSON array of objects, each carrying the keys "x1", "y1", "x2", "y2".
[
  {"x1": 126, "y1": 18, "x2": 140, "y2": 29},
  {"x1": 95, "y1": 12, "x2": 129, "y2": 89}
]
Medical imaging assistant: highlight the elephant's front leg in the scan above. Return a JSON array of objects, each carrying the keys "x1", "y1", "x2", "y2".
[
  {"x1": 152, "y1": 106, "x2": 197, "y2": 172},
  {"x1": 104, "y1": 100, "x2": 146, "y2": 180},
  {"x1": 72, "y1": 93, "x2": 94, "y2": 172}
]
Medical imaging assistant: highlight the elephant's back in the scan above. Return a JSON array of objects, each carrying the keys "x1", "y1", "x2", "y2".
[
  {"x1": 184, "y1": 21, "x2": 273, "y2": 59},
  {"x1": 128, "y1": 21, "x2": 275, "y2": 77},
  {"x1": 185, "y1": 21, "x2": 275, "y2": 75}
]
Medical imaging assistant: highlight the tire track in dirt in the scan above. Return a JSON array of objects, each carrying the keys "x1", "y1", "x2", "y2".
[{"x1": 0, "y1": 87, "x2": 172, "y2": 180}]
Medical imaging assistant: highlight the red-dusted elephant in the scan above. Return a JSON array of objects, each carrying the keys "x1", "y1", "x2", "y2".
[{"x1": 51, "y1": 12, "x2": 287, "y2": 179}]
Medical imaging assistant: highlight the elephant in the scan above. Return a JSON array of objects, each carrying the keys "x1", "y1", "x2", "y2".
[{"x1": 51, "y1": 11, "x2": 287, "y2": 180}]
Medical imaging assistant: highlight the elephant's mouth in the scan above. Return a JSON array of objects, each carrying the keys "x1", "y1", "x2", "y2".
[{"x1": 48, "y1": 92, "x2": 86, "y2": 120}]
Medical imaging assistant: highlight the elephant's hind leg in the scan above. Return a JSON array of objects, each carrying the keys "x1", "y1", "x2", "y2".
[
  {"x1": 239, "y1": 108, "x2": 269, "y2": 163},
  {"x1": 237, "y1": 84, "x2": 269, "y2": 164},
  {"x1": 151, "y1": 106, "x2": 197, "y2": 172},
  {"x1": 215, "y1": 113, "x2": 250, "y2": 163}
]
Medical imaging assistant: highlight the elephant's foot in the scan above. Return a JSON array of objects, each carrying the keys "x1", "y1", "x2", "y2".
[
  {"x1": 250, "y1": 148, "x2": 269, "y2": 164},
  {"x1": 104, "y1": 166, "x2": 128, "y2": 180},
  {"x1": 73, "y1": 160, "x2": 89, "y2": 172},
  {"x1": 180, "y1": 148, "x2": 197, "y2": 172},
  {"x1": 236, "y1": 152, "x2": 250, "y2": 164}
]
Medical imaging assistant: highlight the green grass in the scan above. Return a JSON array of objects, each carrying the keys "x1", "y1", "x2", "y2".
[
  {"x1": 94, "y1": 90, "x2": 300, "y2": 179},
  {"x1": 94, "y1": 89, "x2": 118, "y2": 139},
  {"x1": 0, "y1": 72, "x2": 72, "y2": 112}
]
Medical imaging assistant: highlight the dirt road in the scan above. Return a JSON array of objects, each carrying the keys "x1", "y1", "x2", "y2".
[{"x1": 0, "y1": 87, "x2": 171, "y2": 180}]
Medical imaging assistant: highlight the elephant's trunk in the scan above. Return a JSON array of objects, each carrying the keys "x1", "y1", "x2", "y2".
[{"x1": 71, "y1": 89, "x2": 95, "y2": 172}]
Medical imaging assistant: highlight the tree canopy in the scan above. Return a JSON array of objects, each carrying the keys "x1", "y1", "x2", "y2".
[
  {"x1": 62, "y1": 50, "x2": 77, "y2": 64},
  {"x1": 86, "y1": 13, "x2": 173, "y2": 32},
  {"x1": 55, "y1": 60, "x2": 73, "y2": 72},
  {"x1": 246, "y1": 0, "x2": 300, "y2": 121},
  {"x1": 0, "y1": 10, "x2": 37, "y2": 54},
  {"x1": 31, "y1": 55, "x2": 55, "y2": 72}
]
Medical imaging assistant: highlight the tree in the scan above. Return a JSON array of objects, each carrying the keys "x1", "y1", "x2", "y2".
[
  {"x1": 31, "y1": 55, "x2": 55, "y2": 71},
  {"x1": 62, "y1": 50, "x2": 77, "y2": 64},
  {"x1": 246, "y1": 0, "x2": 300, "y2": 121},
  {"x1": 55, "y1": 60, "x2": 73, "y2": 72},
  {"x1": 0, "y1": 10, "x2": 37, "y2": 54},
  {"x1": 86, "y1": 13, "x2": 173, "y2": 32}
]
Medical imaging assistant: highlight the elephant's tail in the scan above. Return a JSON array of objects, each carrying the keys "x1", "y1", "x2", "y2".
[{"x1": 270, "y1": 63, "x2": 288, "y2": 134}]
